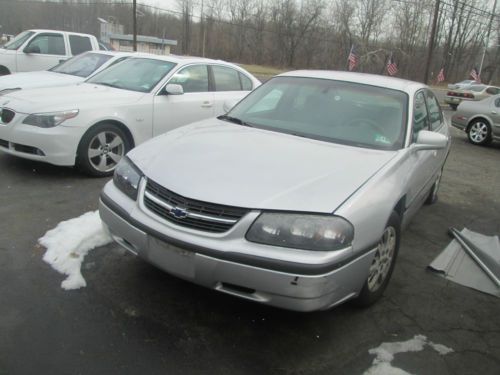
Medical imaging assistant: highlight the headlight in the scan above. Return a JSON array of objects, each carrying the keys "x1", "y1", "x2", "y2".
[
  {"x1": 113, "y1": 157, "x2": 143, "y2": 200},
  {"x1": 22, "y1": 109, "x2": 78, "y2": 128},
  {"x1": 246, "y1": 213, "x2": 354, "y2": 251}
]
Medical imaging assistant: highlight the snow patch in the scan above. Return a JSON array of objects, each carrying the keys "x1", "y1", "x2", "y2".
[
  {"x1": 39, "y1": 210, "x2": 112, "y2": 290},
  {"x1": 364, "y1": 335, "x2": 453, "y2": 375}
]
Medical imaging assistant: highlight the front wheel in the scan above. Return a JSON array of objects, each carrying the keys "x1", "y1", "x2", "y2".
[
  {"x1": 353, "y1": 211, "x2": 400, "y2": 307},
  {"x1": 76, "y1": 124, "x2": 131, "y2": 177},
  {"x1": 468, "y1": 120, "x2": 492, "y2": 146}
]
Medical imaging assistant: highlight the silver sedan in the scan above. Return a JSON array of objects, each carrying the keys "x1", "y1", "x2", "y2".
[
  {"x1": 99, "y1": 71, "x2": 450, "y2": 311},
  {"x1": 451, "y1": 95, "x2": 500, "y2": 145}
]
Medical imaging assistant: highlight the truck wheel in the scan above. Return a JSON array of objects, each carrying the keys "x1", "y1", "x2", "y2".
[
  {"x1": 0, "y1": 66, "x2": 10, "y2": 76},
  {"x1": 76, "y1": 123, "x2": 131, "y2": 177}
]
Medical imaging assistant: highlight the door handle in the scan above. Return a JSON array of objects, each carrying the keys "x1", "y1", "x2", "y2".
[
  {"x1": 201, "y1": 101, "x2": 213, "y2": 108},
  {"x1": 492, "y1": 111, "x2": 497, "y2": 114}
]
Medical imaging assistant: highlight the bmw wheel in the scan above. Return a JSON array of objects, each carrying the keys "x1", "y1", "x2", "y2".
[
  {"x1": 354, "y1": 211, "x2": 400, "y2": 307},
  {"x1": 77, "y1": 124, "x2": 131, "y2": 177},
  {"x1": 468, "y1": 120, "x2": 492, "y2": 146}
]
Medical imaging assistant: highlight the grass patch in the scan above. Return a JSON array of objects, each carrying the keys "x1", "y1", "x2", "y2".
[{"x1": 239, "y1": 64, "x2": 287, "y2": 77}]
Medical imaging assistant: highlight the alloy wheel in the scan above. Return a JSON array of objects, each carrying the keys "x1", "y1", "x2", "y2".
[
  {"x1": 469, "y1": 121, "x2": 489, "y2": 143},
  {"x1": 367, "y1": 226, "x2": 397, "y2": 292},
  {"x1": 87, "y1": 131, "x2": 125, "y2": 173}
]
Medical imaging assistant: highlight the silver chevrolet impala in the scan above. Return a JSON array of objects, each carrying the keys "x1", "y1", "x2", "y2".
[{"x1": 99, "y1": 71, "x2": 451, "y2": 312}]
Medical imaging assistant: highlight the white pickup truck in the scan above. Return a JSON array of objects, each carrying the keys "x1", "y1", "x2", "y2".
[{"x1": 0, "y1": 29, "x2": 101, "y2": 75}]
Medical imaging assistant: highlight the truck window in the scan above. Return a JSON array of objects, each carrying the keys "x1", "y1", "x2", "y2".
[
  {"x1": 25, "y1": 33, "x2": 65, "y2": 55},
  {"x1": 69, "y1": 35, "x2": 93, "y2": 55}
]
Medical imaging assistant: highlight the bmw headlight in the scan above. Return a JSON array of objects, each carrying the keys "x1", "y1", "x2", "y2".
[
  {"x1": 113, "y1": 157, "x2": 143, "y2": 200},
  {"x1": 22, "y1": 109, "x2": 78, "y2": 128},
  {"x1": 246, "y1": 213, "x2": 354, "y2": 251}
]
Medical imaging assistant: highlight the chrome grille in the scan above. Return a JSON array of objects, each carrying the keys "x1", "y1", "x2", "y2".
[
  {"x1": 0, "y1": 108, "x2": 15, "y2": 124},
  {"x1": 144, "y1": 178, "x2": 249, "y2": 233}
]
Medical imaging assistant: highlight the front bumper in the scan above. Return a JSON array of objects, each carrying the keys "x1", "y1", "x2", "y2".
[
  {"x1": 0, "y1": 116, "x2": 83, "y2": 166},
  {"x1": 99, "y1": 181, "x2": 377, "y2": 312}
]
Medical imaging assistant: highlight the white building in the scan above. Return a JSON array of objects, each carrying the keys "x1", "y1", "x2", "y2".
[{"x1": 109, "y1": 34, "x2": 177, "y2": 55}]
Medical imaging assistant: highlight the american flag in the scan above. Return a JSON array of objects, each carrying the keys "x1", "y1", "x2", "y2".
[
  {"x1": 470, "y1": 67, "x2": 481, "y2": 82},
  {"x1": 348, "y1": 45, "x2": 359, "y2": 71},
  {"x1": 386, "y1": 54, "x2": 398, "y2": 76},
  {"x1": 437, "y1": 67, "x2": 445, "y2": 83}
]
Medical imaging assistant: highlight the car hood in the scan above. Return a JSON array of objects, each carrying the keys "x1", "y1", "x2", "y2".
[
  {"x1": 0, "y1": 71, "x2": 83, "y2": 91},
  {"x1": 129, "y1": 120, "x2": 398, "y2": 213},
  {"x1": 0, "y1": 83, "x2": 145, "y2": 113}
]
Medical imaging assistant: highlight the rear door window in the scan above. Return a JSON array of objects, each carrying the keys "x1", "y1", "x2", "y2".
[
  {"x1": 69, "y1": 35, "x2": 93, "y2": 55},
  {"x1": 212, "y1": 65, "x2": 242, "y2": 91}
]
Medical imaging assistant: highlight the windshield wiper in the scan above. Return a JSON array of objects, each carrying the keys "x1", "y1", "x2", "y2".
[
  {"x1": 93, "y1": 82, "x2": 120, "y2": 89},
  {"x1": 217, "y1": 114, "x2": 253, "y2": 127}
]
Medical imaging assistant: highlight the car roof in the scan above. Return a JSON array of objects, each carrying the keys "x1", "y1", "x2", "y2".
[{"x1": 277, "y1": 70, "x2": 426, "y2": 94}]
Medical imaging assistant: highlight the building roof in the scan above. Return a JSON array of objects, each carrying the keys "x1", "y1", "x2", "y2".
[{"x1": 109, "y1": 33, "x2": 177, "y2": 46}]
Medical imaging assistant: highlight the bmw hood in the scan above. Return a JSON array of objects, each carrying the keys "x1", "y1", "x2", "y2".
[
  {"x1": 0, "y1": 83, "x2": 144, "y2": 114},
  {"x1": 0, "y1": 71, "x2": 82, "y2": 91},
  {"x1": 129, "y1": 120, "x2": 398, "y2": 213}
]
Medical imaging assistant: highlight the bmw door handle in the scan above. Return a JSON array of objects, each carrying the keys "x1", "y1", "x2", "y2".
[{"x1": 201, "y1": 101, "x2": 213, "y2": 108}]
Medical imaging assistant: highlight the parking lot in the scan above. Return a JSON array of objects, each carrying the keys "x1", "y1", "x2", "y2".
[{"x1": 0, "y1": 111, "x2": 499, "y2": 375}]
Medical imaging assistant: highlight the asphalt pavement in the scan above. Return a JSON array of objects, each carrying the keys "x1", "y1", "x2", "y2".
[{"x1": 1, "y1": 112, "x2": 499, "y2": 375}]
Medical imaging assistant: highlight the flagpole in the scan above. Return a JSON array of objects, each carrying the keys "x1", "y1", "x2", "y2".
[{"x1": 347, "y1": 45, "x2": 353, "y2": 70}]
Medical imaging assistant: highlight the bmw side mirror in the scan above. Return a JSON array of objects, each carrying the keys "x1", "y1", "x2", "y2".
[
  {"x1": 163, "y1": 84, "x2": 184, "y2": 95},
  {"x1": 415, "y1": 130, "x2": 448, "y2": 150}
]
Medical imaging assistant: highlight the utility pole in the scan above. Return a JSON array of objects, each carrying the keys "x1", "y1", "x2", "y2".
[
  {"x1": 423, "y1": 0, "x2": 440, "y2": 84},
  {"x1": 479, "y1": 0, "x2": 498, "y2": 80},
  {"x1": 133, "y1": 0, "x2": 137, "y2": 51}
]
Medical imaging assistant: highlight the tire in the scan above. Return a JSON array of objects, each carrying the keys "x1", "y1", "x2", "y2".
[
  {"x1": 425, "y1": 169, "x2": 442, "y2": 205},
  {"x1": 353, "y1": 211, "x2": 400, "y2": 307},
  {"x1": 449, "y1": 104, "x2": 457, "y2": 111},
  {"x1": 76, "y1": 123, "x2": 131, "y2": 177},
  {"x1": 467, "y1": 119, "x2": 492, "y2": 146}
]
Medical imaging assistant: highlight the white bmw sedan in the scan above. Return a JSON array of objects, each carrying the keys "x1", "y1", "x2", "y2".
[
  {"x1": 99, "y1": 71, "x2": 451, "y2": 311},
  {"x1": 0, "y1": 51, "x2": 133, "y2": 94},
  {"x1": 0, "y1": 54, "x2": 260, "y2": 175}
]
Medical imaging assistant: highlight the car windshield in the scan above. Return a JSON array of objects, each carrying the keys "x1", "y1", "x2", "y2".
[
  {"x1": 87, "y1": 58, "x2": 176, "y2": 92},
  {"x1": 50, "y1": 52, "x2": 113, "y2": 77},
  {"x1": 224, "y1": 76, "x2": 408, "y2": 150},
  {"x1": 3, "y1": 31, "x2": 35, "y2": 50},
  {"x1": 469, "y1": 85, "x2": 486, "y2": 92}
]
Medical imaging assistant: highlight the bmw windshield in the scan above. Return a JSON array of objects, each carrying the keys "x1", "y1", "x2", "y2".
[
  {"x1": 224, "y1": 76, "x2": 408, "y2": 150},
  {"x1": 87, "y1": 58, "x2": 176, "y2": 93}
]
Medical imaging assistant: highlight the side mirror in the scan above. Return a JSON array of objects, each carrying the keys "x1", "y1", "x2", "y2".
[
  {"x1": 163, "y1": 83, "x2": 184, "y2": 95},
  {"x1": 223, "y1": 99, "x2": 239, "y2": 113},
  {"x1": 414, "y1": 130, "x2": 448, "y2": 150},
  {"x1": 24, "y1": 45, "x2": 40, "y2": 54}
]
